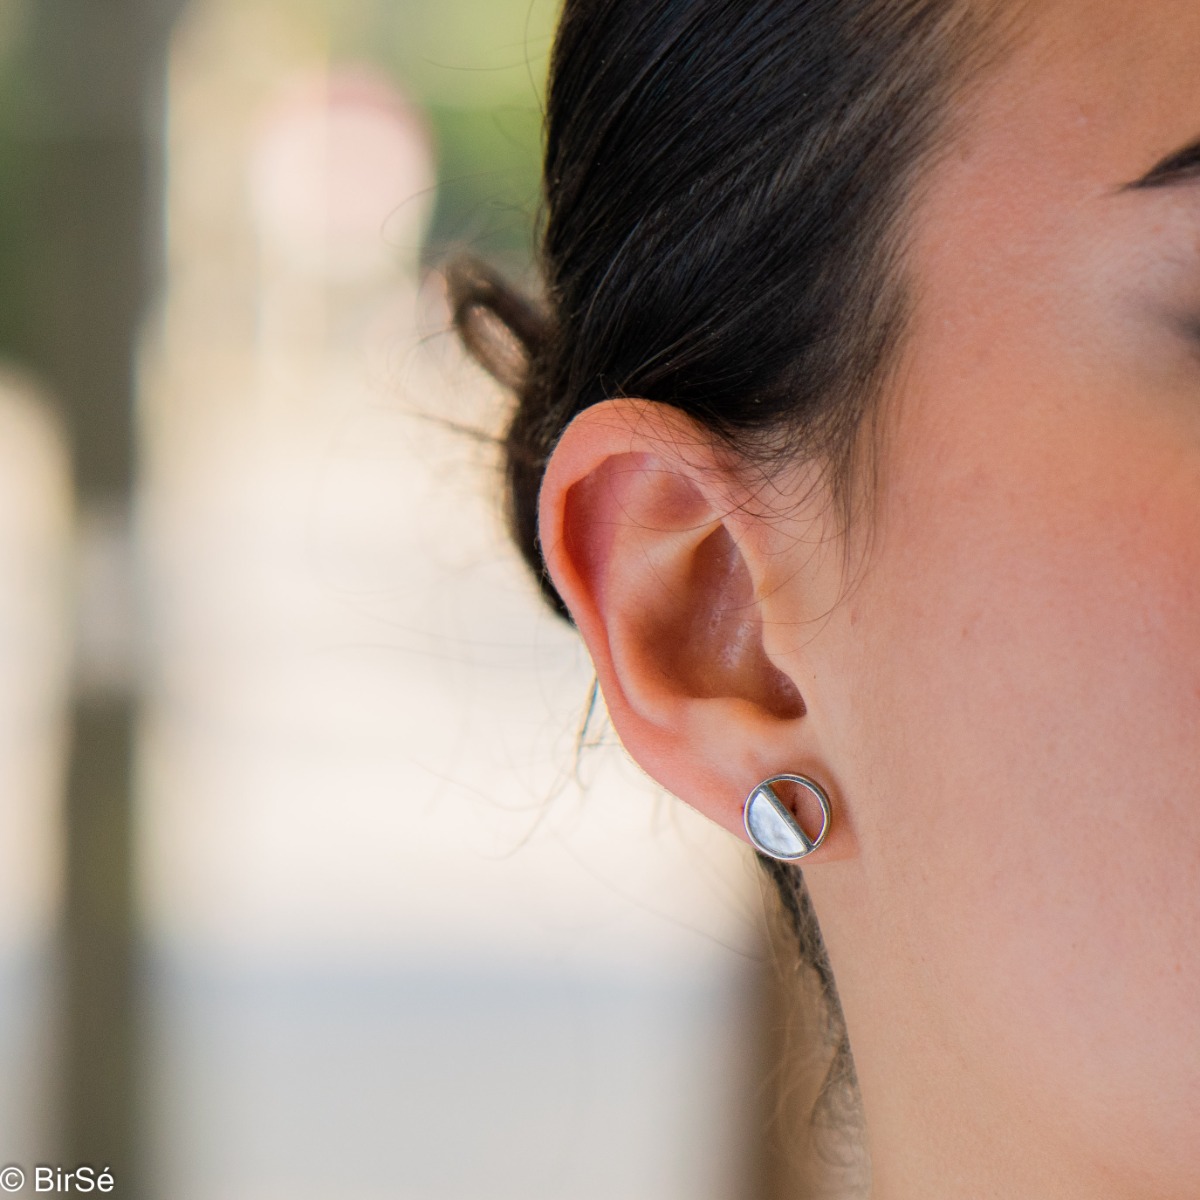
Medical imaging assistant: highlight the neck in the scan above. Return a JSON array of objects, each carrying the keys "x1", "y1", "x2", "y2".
[
  {"x1": 804, "y1": 865, "x2": 1166, "y2": 1200},
  {"x1": 857, "y1": 1068, "x2": 1103, "y2": 1200}
]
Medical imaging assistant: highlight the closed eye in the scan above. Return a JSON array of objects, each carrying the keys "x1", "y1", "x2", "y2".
[{"x1": 1124, "y1": 134, "x2": 1200, "y2": 191}]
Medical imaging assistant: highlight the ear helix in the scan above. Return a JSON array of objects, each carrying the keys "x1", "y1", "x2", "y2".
[{"x1": 743, "y1": 773, "x2": 832, "y2": 862}]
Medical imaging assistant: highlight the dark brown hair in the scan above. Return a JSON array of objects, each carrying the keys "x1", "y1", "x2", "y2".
[{"x1": 451, "y1": 0, "x2": 1009, "y2": 1130}]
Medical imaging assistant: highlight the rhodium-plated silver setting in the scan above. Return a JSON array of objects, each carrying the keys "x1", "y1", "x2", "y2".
[{"x1": 743, "y1": 773, "x2": 832, "y2": 862}]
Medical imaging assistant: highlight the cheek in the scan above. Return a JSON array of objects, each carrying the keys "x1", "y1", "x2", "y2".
[{"x1": 844, "y1": 404, "x2": 1200, "y2": 1142}]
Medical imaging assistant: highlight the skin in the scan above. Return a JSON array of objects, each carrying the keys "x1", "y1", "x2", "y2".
[{"x1": 536, "y1": 2, "x2": 1200, "y2": 1198}]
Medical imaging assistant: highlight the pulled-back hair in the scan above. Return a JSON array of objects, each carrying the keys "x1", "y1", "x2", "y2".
[{"x1": 451, "y1": 0, "x2": 1011, "y2": 1133}]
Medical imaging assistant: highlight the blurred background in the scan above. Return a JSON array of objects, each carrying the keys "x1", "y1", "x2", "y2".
[{"x1": 0, "y1": 2, "x2": 821, "y2": 1197}]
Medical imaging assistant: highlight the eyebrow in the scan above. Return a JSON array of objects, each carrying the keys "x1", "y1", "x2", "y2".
[{"x1": 1124, "y1": 134, "x2": 1200, "y2": 191}]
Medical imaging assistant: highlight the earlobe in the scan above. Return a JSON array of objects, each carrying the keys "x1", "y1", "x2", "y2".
[{"x1": 537, "y1": 398, "x2": 844, "y2": 856}]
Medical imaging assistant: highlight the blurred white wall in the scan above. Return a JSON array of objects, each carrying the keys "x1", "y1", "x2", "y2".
[{"x1": 0, "y1": 372, "x2": 72, "y2": 1164}]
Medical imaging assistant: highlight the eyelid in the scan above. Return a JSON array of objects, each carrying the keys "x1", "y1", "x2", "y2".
[{"x1": 1124, "y1": 137, "x2": 1200, "y2": 191}]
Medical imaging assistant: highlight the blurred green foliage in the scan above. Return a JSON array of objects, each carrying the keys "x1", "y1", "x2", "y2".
[
  {"x1": 333, "y1": 0, "x2": 556, "y2": 268},
  {"x1": 422, "y1": 102, "x2": 545, "y2": 267},
  {"x1": 0, "y1": 0, "x2": 36, "y2": 362},
  {"x1": 0, "y1": 0, "x2": 556, "y2": 376},
  {"x1": 0, "y1": 127, "x2": 38, "y2": 363},
  {"x1": 331, "y1": 0, "x2": 557, "y2": 108}
]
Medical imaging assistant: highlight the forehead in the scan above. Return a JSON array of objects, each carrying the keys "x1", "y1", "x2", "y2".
[
  {"x1": 893, "y1": 0, "x2": 1200, "y2": 411},
  {"x1": 967, "y1": 0, "x2": 1200, "y2": 187}
]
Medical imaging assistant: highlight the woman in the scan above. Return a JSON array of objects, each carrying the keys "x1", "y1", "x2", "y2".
[{"x1": 452, "y1": 1, "x2": 1200, "y2": 1196}]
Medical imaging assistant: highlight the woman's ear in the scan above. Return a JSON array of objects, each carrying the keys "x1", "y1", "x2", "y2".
[{"x1": 538, "y1": 398, "x2": 849, "y2": 857}]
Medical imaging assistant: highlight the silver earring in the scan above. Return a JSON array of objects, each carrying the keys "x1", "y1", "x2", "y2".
[{"x1": 743, "y1": 773, "x2": 832, "y2": 862}]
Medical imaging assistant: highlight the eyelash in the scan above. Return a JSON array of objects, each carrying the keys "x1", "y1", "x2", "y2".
[{"x1": 1136, "y1": 141, "x2": 1200, "y2": 190}]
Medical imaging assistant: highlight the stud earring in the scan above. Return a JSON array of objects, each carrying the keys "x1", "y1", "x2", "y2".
[{"x1": 743, "y1": 773, "x2": 832, "y2": 862}]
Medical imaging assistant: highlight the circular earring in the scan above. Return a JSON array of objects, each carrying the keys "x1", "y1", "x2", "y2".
[{"x1": 743, "y1": 773, "x2": 832, "y2": 862}]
